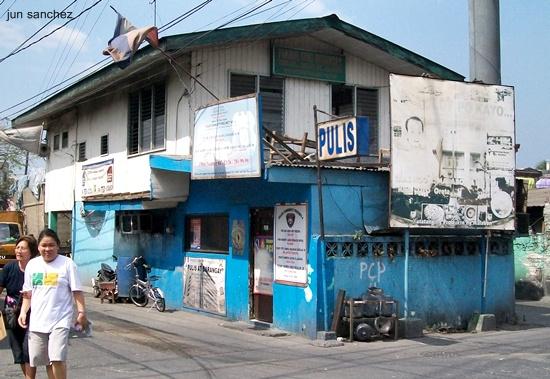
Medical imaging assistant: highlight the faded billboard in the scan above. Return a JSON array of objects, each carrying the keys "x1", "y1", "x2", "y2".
[{"x1": 389, "y1": 74, "x2": 515, "y2": 230}]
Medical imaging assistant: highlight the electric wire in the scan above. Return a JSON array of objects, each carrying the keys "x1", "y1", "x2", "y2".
[
  {"x1": 0, "y1": 0, "x2": 79, "y2": 64},
  {"x1": 60, "y1": 0, "x2": 111, "y2": 83},
  {"x1": 0, "y1": 0, "x2": 103, "y2": 64},
  {"x1": 41, "y1": 0, "x2": 92, "y2": 100},
  {"x1": 4, "y1": 0, "x2": 305, "y2": 118},
  {"x1": 0, "y1": 0, "x2": 17, "y2": 20}
]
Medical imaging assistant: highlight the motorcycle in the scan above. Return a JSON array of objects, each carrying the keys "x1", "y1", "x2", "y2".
[{"x1": 91, "y1": 262, "x2": 117, "y2": 298}]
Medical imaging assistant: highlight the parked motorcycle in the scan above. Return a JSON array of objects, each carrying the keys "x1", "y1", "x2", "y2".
[{"x1": 91, "y1": 262, "x2": 117, "y2": 298}]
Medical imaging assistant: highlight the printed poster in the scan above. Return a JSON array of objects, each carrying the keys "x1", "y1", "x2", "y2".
[
  {"x1": 183, "y1": 257, "x2": 226, "y2": 315},
  {"x1": 274, "y1": 204, "x2": 308, "y2": 286},
  {"x1": 253, "y1": 236, "x2": 274, "y2": 295},
  {"x1": 81, "y1": 159, "x2": 114, "y2": 197},
  {"x1": 389, "y1": 74, "x2": 515, "y2": 230}
]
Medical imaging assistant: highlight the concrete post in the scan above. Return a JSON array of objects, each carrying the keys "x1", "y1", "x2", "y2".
[{"x1": 469, "y1": 0, "x2": 501, "y2": 84}]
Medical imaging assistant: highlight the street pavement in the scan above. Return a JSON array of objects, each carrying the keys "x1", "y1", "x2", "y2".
[{"x1": 1, "y1": 293, "x2": 550, "y2": 379}]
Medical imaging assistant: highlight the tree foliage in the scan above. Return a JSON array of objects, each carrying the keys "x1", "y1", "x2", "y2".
[
  {"x1": 535, "y1": 160, "x2": 548, "y2": 171},
  {"x1": 0, "y1": 141, "x2": 26, "y2": 210}
]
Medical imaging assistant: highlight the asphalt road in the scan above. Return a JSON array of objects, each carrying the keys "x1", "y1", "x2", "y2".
[{"x1": 1, "y1": 295, "x2": 550, "y2": 379}]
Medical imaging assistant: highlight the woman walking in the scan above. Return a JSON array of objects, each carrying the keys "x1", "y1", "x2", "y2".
[
  {"x1": 0, "y1": 235, "x2": 39, "y2": 379},
  {"x1": 18, "y1": 229, "x2": 88, "y2": 379}
]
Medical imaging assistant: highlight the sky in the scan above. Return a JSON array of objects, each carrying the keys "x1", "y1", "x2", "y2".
[{"x1": 0, "y1": 0, "x2": 547, "y2": 169}]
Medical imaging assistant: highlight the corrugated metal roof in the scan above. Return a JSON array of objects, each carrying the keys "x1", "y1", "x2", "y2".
[
  {"x1": 266, "y1": 161, "x2": 389, "y2": 172},
  {"x1": 14, "y1": 14, "x2": 463, "y2": 126},
  {"x1": 527, "y1": 188, "x2": 550, "y2": 207}
]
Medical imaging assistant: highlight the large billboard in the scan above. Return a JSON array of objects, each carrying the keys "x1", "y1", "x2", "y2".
[
  {"x1": 389, "y1": 74, "x2": 515, "y2": 230},
  {"x1": 192, "y1": 95, "x2": 261, "y2": 179}
]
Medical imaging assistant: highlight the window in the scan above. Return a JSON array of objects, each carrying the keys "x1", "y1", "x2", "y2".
[
  {"x1": 185, "y1": 215, "x2": 229, "y2": 253},
  {"x1": 53, "y1": 134, "x2": 60, "y2": 151},
  {"x1": 332, "y1": 85, "x2": 379, "y2": 155},
  {"x1": 116, "y1": 211, "x2": 164, "y2": 234},
  {"x1": 100, "y1": 134, "x2": 109, "y2": 155},
  {"x1": 77, "y1": 142, "x2": 86, "y2": 162},
  {"x1": 128, "y1": 83, "x2": 166, "y2": 155},
  {"x1": 61, "y1": 131, "x2": 69, "y2": 148},
  {"x1": 230, "y1": 73, "x2": 284, "y2": 135}
]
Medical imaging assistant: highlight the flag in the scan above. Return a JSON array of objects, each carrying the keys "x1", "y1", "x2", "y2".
[
  {"x1": 103, "y1": 13, "x2": 159, "y2": 69},
  {"x1": 0, "y1": 125, "x2": 47, "y2": 156}
]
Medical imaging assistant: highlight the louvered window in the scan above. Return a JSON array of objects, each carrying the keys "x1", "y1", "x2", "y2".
[
  {"x1": 332, "y1": 85, "x2": 379, "y2": 155},
  {"x1": 78, "y1": 142, "x2": 86, "y2": 162},
  {"x1": 128, "y1": 83, "x2": 166, "y2": 155},
  {"x1": 100, "y1": 134, "x2": 109, "y2": 155},
  {"x1": 230, "y1": 73, "x2": 284, "y2": 135}
]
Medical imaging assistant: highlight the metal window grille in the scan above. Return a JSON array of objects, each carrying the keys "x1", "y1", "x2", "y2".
[
  {"x1": 78, "y1": 142, "x2": 86, "y2": 162},
  {"x1": 230, "y1": 73, "x2": 284, "y2": 134},
  {"x1": 53, "y1": 134, "x2": 60, "y2": 151},
  {"x1": 128, "y1": 83, "x2": 166, "y2": 155},
  {"x1": 100, "y1": 135, "x2": 108, "y2": 155},
  {"x1": 61, "y1": 131, "x2": 68, "y2": 148}
]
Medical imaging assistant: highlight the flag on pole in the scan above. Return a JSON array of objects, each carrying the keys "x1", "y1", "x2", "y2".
[
  {"x1": 102, "y1": 13, "x2": 159, "y2": 69},
  {"x1": 0, "y1": 125, "x2": 47, "y2": 156}
]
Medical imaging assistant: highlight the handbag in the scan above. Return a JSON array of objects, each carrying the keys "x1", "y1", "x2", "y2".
[
  {"x1": 0, "y1": 312, "x2": 6, "y2": 341},
  {"x1": 4, "y1": 295, "x2": 22, "y2": 329}
]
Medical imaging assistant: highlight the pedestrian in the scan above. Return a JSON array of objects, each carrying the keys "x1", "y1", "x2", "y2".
[
  {"x1": 18, "y1": 228, "x2": 88, "y2": 379},
  {"x1": 0, "y1": 235, "x2": 39, "y2": 379}
]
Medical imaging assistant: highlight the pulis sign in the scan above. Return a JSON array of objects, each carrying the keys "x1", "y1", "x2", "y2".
[{"x1": 317, "y1": 116, "x2": 369, "y2": 161}]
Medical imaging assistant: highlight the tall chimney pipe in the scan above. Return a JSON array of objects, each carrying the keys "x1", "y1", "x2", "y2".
[{"x1": 469, "y1": 0, "x2": 501, "y2": 84}]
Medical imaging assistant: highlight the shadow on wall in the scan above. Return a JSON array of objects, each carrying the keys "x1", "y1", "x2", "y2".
[{"x1": 83, "y1": 210, "x2": 107, "y2": 237}]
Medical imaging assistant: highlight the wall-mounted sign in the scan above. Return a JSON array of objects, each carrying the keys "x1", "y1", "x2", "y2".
[
  {"x1": 317, "y1": 116, "x2": 369, "y2": 161},
  {"x1": 389, "y1": 74, "x2": 515, "y2": 230},
  {"x1": 253, "y1": 236, "x2": 273, "y2": 295},
  {"x1": 272, "y1": 46, "x2": 345, "y2": 83},
  {"x1": 192, "y1": 95, "x2": 261, "y2": 179},
  {"x1": 274, "y1": 204, "x2": 308, "y2": 286},
  {"x1": 183, "y1": 257, "x2": 226, "y2": 315},
  {"x1": 81, "y1": 159, "x2": 114, "y2": 197}
]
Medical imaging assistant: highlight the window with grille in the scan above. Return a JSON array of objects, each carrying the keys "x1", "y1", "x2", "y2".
[
  {"x1": 61, "y1": 131, "x2": 69, "y2": 148},
  {"x1": 128, "y1": 83, "x2": 166, "y2": 155},
  {"x1": 230, "y1": 73, "x2": 284, "y2": 135},
  {"x1": 53, "y1": 134, "x2": 60, "y2": 151},
  {"x1": 77, "y1": 142, "x2": 86, "y2": 162},
  {"x1": 332, "y1": 85, "x2": 379, "y2": 155},
  {"x1": 100, "y1": 134, "x2": 109, "y2": 155}
]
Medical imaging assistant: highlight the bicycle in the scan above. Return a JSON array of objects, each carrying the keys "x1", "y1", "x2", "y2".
[{"x1": 126, "y1": 256, "x2": 166, "y2": 312}]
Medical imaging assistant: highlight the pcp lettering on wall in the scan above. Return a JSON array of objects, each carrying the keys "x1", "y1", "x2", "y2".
[{"x1": 359, "y1": 261, "x2": 386, "y2": 287}]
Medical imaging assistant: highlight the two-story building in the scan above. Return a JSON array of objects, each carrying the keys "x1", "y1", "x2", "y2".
[{"x1": 13, "y1": 15, "x2": 515, "y2": 338}]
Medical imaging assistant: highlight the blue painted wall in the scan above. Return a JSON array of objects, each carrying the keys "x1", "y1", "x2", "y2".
[
  {"x1": 326, "y1": 249, "x2": 515, "y2": 329},
  {"x1": 72, "y1": 203, "x2": 116, "y2": 286},
  {"x1": 72, "y1": 168, "x2": 515, "y2": 338}
]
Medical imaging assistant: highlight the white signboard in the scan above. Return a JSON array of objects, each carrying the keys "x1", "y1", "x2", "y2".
[
  {"x1": 317, "y1": 116, "x2": 369, "y2": 161},
  {"x1": 274, "y1": 204, "x2": 308, "y2": 286},
  {"x1": 81, "y1": 159, "x2": 114, "y2": 197},
  {"x1": 183, "y1": 257, "x2": 226, "y2": 315},
  {"x1": 254, "y1": 237, "x2": 274, "y2": 295},
  {"x1": 389, "y1": 74, "x2": 515, "y2": 230},
  {"x1": 192, "y1": 95, "x2": 261, "y2": 179}
]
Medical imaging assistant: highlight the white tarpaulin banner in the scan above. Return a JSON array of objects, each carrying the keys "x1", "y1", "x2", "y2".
[
  {"x1": 0, "y1": 125, "x2": 45, "y2": 155},
  {"x1": 81, "y1": 159, "x2": 114, "y2": 197},
  {"x1": 389, "y1": 74, "x2": 515, "y2": 230},
  {"x1": 192, "y1": 95, "x2": 261, "y2": 179}
]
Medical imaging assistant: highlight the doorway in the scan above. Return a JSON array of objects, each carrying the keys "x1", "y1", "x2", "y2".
[{"x1": 250, "y1": 208, "x2": 274, "y2": 323}]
